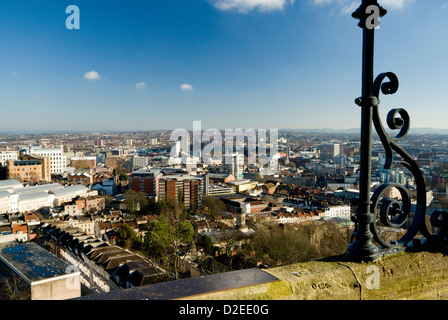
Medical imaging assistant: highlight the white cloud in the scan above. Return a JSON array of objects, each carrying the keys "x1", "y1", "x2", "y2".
[
  {"x1": 210, "y1": 0, "x2": 294, "y2": 13},
  {"x1": 379, "y1": 0, "x2": 414, "y2": 10},
  {"x1": 340, "y1": 1, "x2": 359, "y2": 14},
  {"x1": 312, "y1": 0, "x2": 414, "y2": 11},
  {"x1": 313, "y1": 0, "x2": 334, "y2": 5},
  {"x1": 180, "y1": 83, "x2": 194, "y2": 91},
  {"x1": 84, "y1": 70, "x2": 101, "y2": 80},
  {"x1": 136, "y1": 81, "x2": 146, "y2": 89},
  {"x1": 11, "y1": 72, "x2": 20, "y2": 77}
]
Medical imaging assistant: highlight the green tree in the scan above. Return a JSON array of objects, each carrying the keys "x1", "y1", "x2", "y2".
[
  {"x1": 117, "y1": 224, "x2": 141, "y2": 250},
  {"x1": 119, "y1": 173, "x2": 129, "y2": 181},
  {"x1": 142, "y1": 203, "x2": 195, "y2": 280},
  {"x1": 124, "y1": 189, "x2": 149, "y2": 214},
  {"x1": 199, "y1": 234, "x2": 215, "y2": 256}
]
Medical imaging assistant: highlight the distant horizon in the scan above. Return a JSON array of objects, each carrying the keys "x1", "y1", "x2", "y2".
[{"x1": 1, "y1": 126, "x2": 448, "y2": 136}]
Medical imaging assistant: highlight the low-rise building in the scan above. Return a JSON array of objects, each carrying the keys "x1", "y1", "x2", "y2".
[
  {"x1": 12, "y1": 223, "x2": 29, "y2": 242},
  {"x1": 225, "y1": 179, "x2": 258, "y2": 194},
  {"x1": 0, "y1": 242, "x2": 81, "y2": 300},
  {"x1": 323, "y1": 205, "x2": 352, "y2": 219},
  {"x1": 220, "y1": 196, "x2": 270, "y2": 214},
  {"x1": 68, "y1": 173, "x2": 93, "y2": 186},
  {"x1": 0, "y1": 180, "x2": 98, "y2": 214},
  {"x1": 75, "y1": 195, "x2": 106, "y2": 213},
  {"x1": 77, "y1": 216, "x2": 95, "y2": 235},
  {"x1": 70, "y1": 156, "x2": 97, "y2": 169},
  {"x1": 7, "y1": 160, "x2": 43, "y2": 182},
  {"x1": 92, "y1": 179, "x2": 118, "y2": 196},
  {"x1": 64, "y1": 203, "x2": 83, "y2": 216},
  {"x1": 262, "y1": 182, "x2": 277, "y2": 194},
  {"x1": 21, "y1": 154, "x2": 51, "y2": 182},
  {"x1": 24, "y1": 212, "x2": 41, "y2": 226},
  {"x1": 39, "y1": 224, "x2": 160, "y2": 293},
  {"x1": 51, "y1": 185, "x2": 97, "y2": 207}
]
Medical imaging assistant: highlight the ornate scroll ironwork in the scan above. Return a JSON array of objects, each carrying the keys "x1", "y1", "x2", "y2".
[
  {"x1": 346, "y1": 0, "x2": 448, "y2": 261},
  {"x1": 369, "y1": 72, "x2": 430, "y2": 248}
]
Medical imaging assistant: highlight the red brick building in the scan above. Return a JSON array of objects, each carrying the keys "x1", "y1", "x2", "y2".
[
  {"x1": 130, "y1": 169, "x2": 203, "y2": 209},
  {"x1": 68, "y1": 173, "x2": 93, "y2": 185},
  {"x1": 129, "y1": 169, "x2": 163, "y2": 197},
  {"x1": 158, "y1": 174, "x2": 203, "y2": 209},
  {"x1": 74, "y1": 195, "x2": 106, "y2": 213}
]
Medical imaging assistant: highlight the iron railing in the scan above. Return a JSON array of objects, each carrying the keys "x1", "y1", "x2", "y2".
[{"x1": 346, "y1": 0, "x2": 448, "y2": 262}]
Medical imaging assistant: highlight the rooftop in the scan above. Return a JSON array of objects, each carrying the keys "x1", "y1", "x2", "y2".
[
  {"x1": 18, "y1": 191, "x2": 50, "y2": 202},
  {"x1": 50, "y1": 185, "x2": 88, "y2": 197},
  {"x1": 0, "y1": 179, "x2": 23, "y2": 190},
  {"x1": 131, "y1": 168, "x2": 162, "y2": 176},
  {"x1": 0, "y1": 242, "x2": 74, "y2": 283},
  {"x1": 226, "y1": 179, "x2": 256, "y2": 185},
  {"x1": 12, "y1": 160, "x2": 42, "y2": 166}
]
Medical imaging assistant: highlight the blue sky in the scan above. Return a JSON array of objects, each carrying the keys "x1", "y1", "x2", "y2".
[{"x1": 0, "y1": 0, "x2": 447, "y2": 132}]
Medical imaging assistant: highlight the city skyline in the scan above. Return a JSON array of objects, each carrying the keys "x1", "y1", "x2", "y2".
[{"x1": 0, "y1": 0, "x2": 447, "y2": 132}]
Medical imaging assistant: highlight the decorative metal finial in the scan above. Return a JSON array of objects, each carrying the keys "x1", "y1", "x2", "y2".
[{"x1": 352, "y1": 0, "x2": 387, "y2": 29}]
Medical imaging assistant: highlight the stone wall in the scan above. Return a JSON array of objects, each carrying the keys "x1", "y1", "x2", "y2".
[
  {"x1": 185, "y1": 250, "x2": 448, "y2": 300},
  {"x1": 76, "y1": 248, "x2": 448, "y2": 300}
]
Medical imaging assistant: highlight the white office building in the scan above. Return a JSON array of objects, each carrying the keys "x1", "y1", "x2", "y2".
[
  {"x1": 132, "y1": 155, "x2": 149, "y2": 169},
  {"x1": 0, "y1": 151, "x2": 18, "y2": 166},
  {"x1": 324, "y1": 205, "x2": 352, "y2": 219},
  {"x1": 224, "y1": 153, "x2": 244, "y2": 179},
  {"x1": 20, "y1": 145, "x2": 67, "y2": 174}
]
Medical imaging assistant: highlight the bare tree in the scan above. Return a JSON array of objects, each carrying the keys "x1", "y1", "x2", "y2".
[
  {"x1": 315, "y1": 221, "x2": 353, "y2": 258},
  {"x1": 216, "y1": 228, "x2": 241, "y2": 271},
  {"x1": 202, "y1": 196, "x2": 225, "y2": 219},
  {"x1": 250, "y1": 224, "x2": 318, "y2": 266},
  {"x1": 0, "y1": 274, "x2": 31, "y2": 300}
]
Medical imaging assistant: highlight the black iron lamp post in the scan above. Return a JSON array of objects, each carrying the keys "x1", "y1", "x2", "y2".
[
  {"x1": 346, "y1": 1, "x2": 448, "y2": 262},
  {"x1": 346, "y1": 0, "x2": 387, "y2": 262}
]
